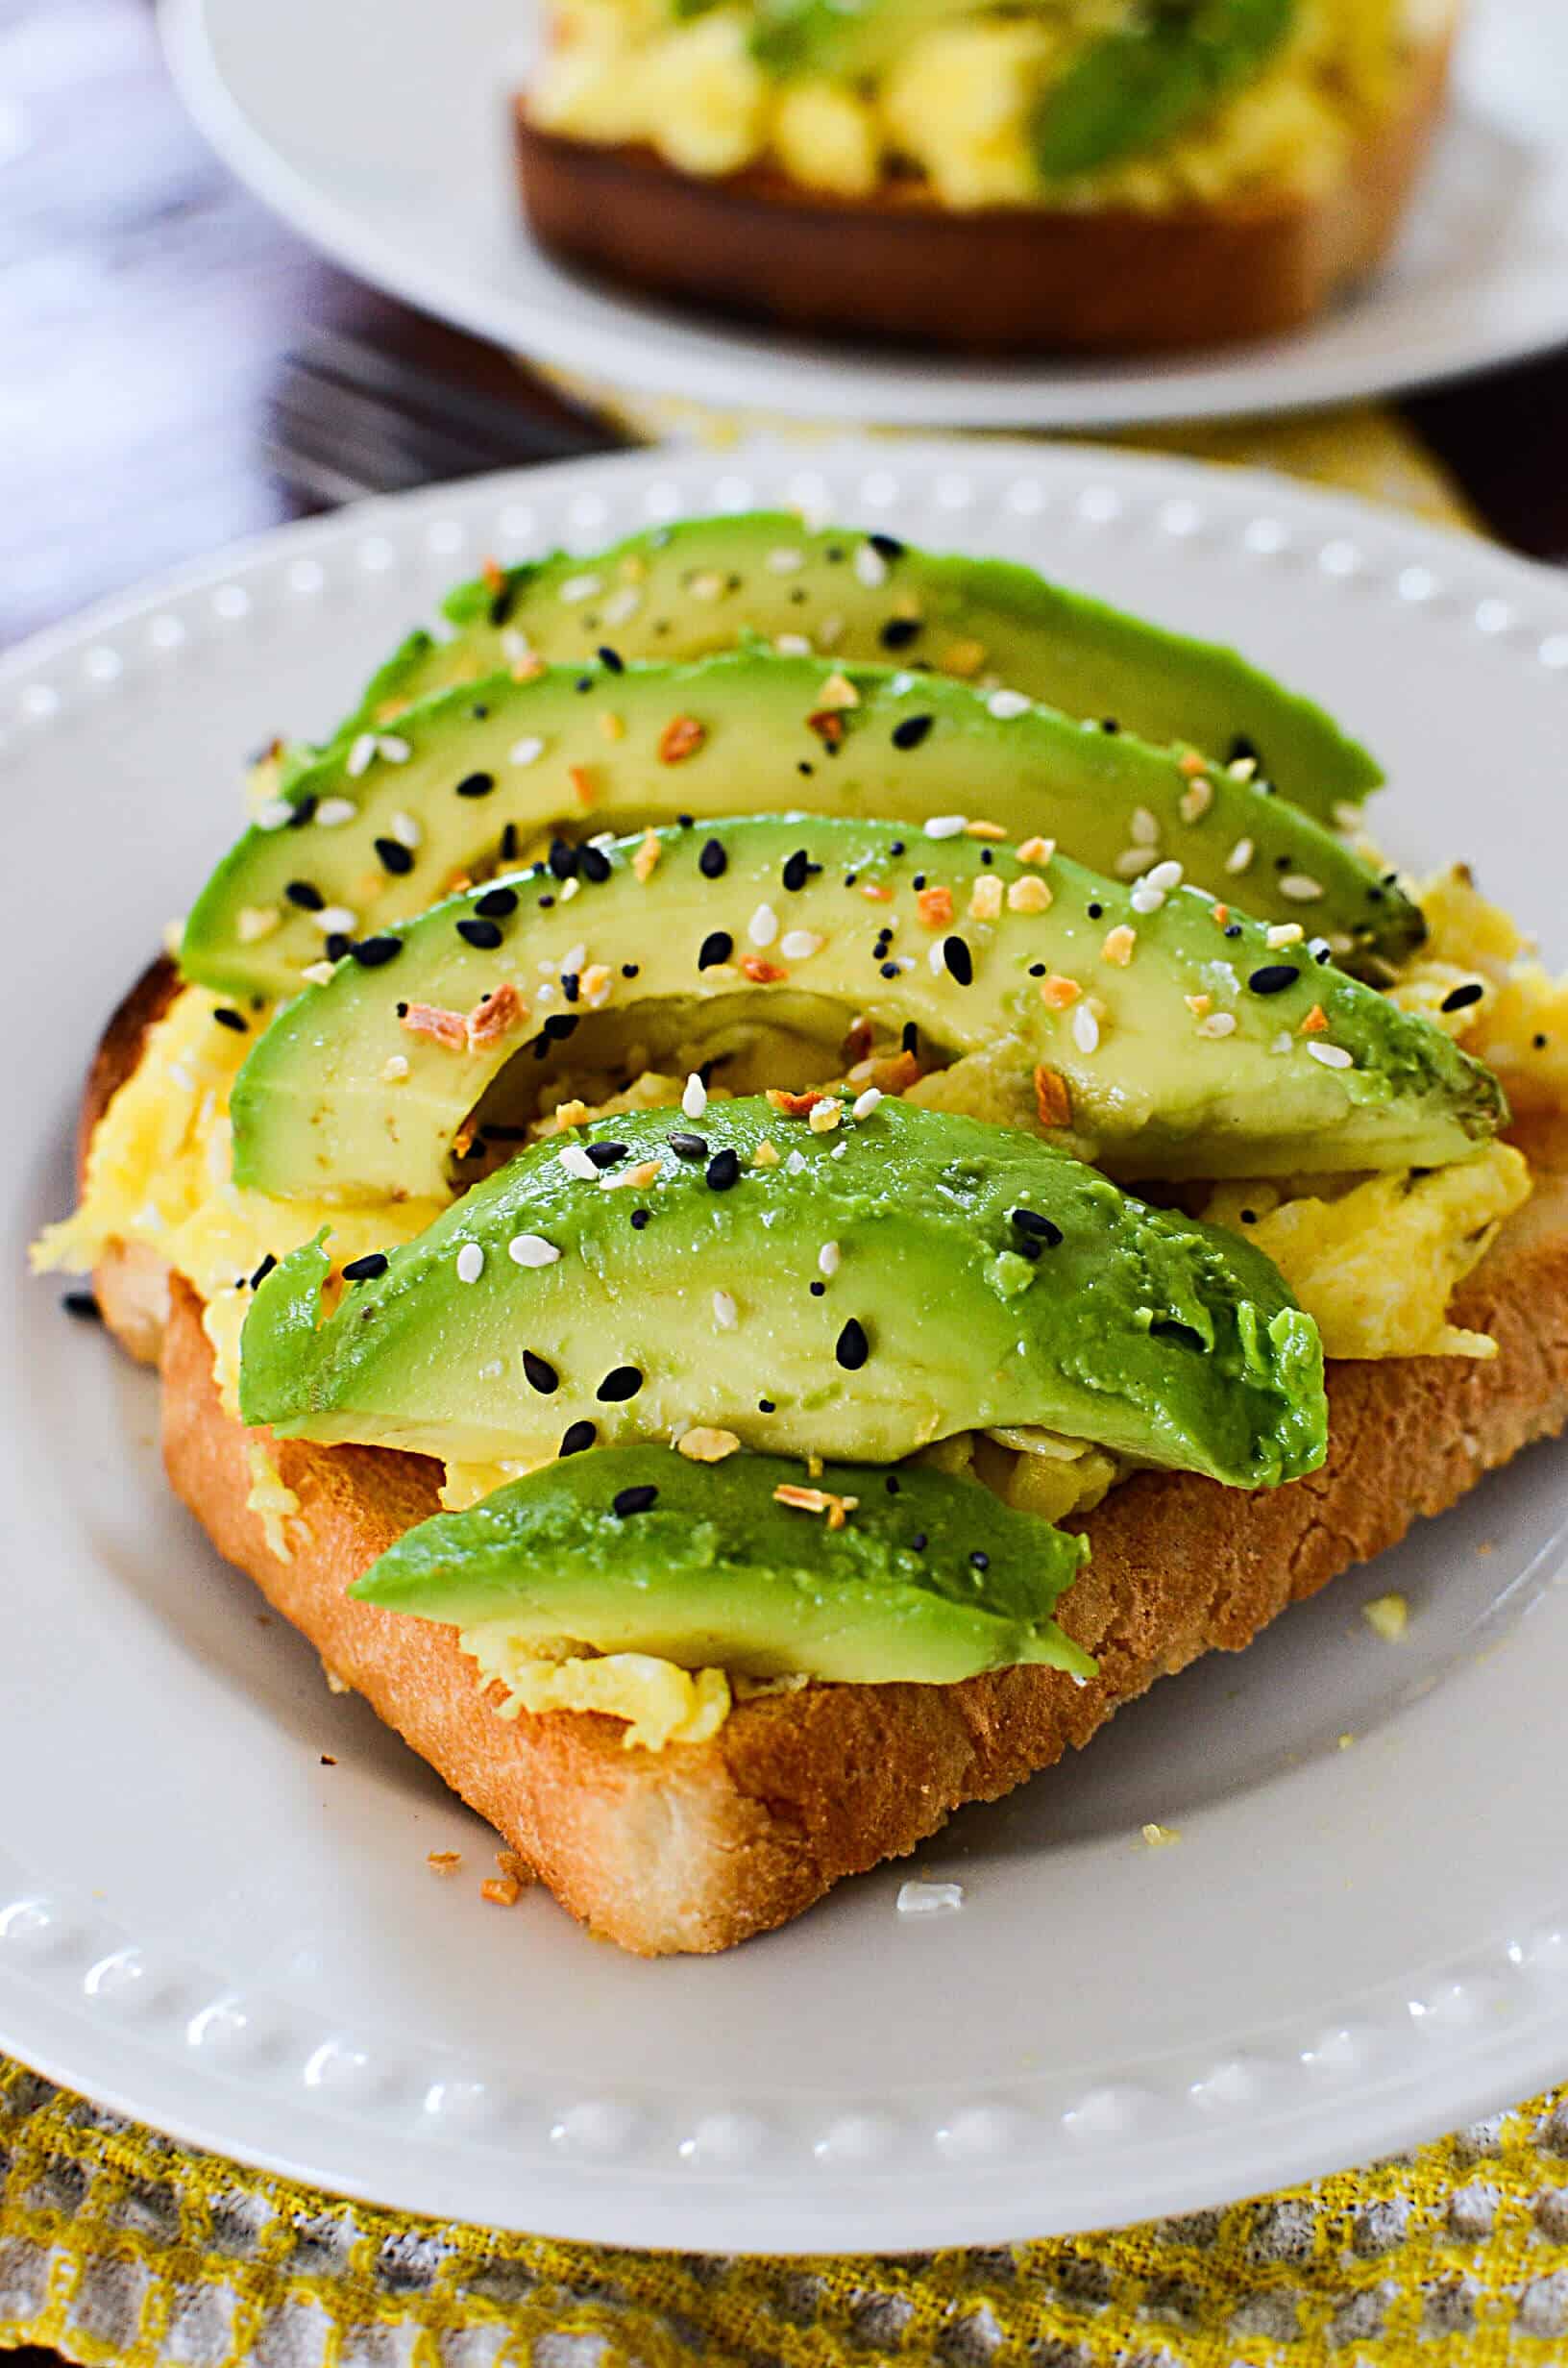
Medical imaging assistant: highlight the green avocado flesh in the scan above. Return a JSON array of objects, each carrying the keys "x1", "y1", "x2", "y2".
[
  {"x1": 186, "y1": 653, "x2": 1413, "y2": 1005},
  {"x1": 239, "y1": 1097, "x2": 1327, "y2": 1484},
  {"x1": 1034, "y1": 0, "x2": 1297, "y2": 179},
  {"x1": 283, "y1": 514, "x2": 1382, "y2": 823},
  {"x1": 349, "y1": 1445, "x2": 1096, "y2": 1688},
  {"x1": 230, "y1": 814, "x2": 1499, "y2": 1202}
]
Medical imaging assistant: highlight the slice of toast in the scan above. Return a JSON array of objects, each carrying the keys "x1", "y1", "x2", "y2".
[
  {"x1": 512, "y1": 24, "x2": 1455, "y2": 356},
  {"x1": 83, "y1": 969, "x2": 1568, "y2": 1953}
]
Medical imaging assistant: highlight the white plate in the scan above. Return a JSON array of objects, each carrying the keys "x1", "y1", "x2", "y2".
[
  {"x1": 6, "y1": 441, "x2": 1568, "y2": 2253},
  {"x1": 160, "y1": 0, "x2": 1568, "y2": 432}
]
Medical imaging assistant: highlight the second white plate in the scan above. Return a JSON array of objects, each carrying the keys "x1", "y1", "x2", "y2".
[{"x1": 161, "y1": 0, "x2": 1568, "y2": 432}]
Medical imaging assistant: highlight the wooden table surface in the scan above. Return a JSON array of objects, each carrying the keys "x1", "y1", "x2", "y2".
[{"x1": 2, "y1": 0, "x2": 1566, "y2": 2353}]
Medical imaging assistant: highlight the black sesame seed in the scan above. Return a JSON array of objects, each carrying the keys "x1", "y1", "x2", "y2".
[
  {"x1": 1028, "y1": 963, "x2": 1047, "y2": 978},
  {"x1": 797, "y1": 761, "x2": 814, "y2": 777},
  {"x1": 1441, "y1": 981, "x2": 1484, "y2": 1013},
  {"x1": 889, "y1": 841, "x2": 905, "y2": 856},
  {"x1": 286, "y1": 795, "x2": 317, "y2": 829},
  {"x1": 981, "y1": 849, "x2": 993, "y2": 867},
  {"x1": 341, "y1": 1251, "x2": 389, "y2": 1282},
  {"x1": 544, "y1": 1013, "x2": 579, "y2": 1042},
  {"x1": 835, "y1": 1317, "x2": 870, "y2": 1370},
  {"x1": 324, "y1": 932, "x2": 351, "y2": 963},
  {"x1": 943, "y1": 935, "x2": 974, "y2": 987},
  {"x1": 475, "y1": 885, "x2": 518, "y2": 918},
  {"x1": 575, "y1": 676, "x2": 592, "y2": 694},
  {"x1": 630, "y1": 1208, "x2": 649, "y2": 1230},
  {"x1": 885, "y1": 1474, "x2": 900, "y2": 1493},
  {"x1": 598, "y1": 645, "x2": 625, "y2": 673},
  {"x1": 586, "y1": 1141, "x2": 627, "y2": 1169},
  {"x1": 579, "y1": 845, "x2": 613, "y2": 884},
  {"x1": 1535, "y1": 1032, "x2": 1550, "y2": 1049},
  {"x1": 880, "y1": 618, "x2": 920, "y2": 652},
  {"x1": 561, "y1": 974, "x2": 580, "y2": 1004},
  {"x1": 374, "y1": 836, "x2": 415, "y2": 876},
  {"x1": 668, "y1": 1132, "x2": 708, "y2": 1160},
  {"x1": 1224, "y1": 923, "x2": 1244, "y2": 940},
  {"x1": 488, "y1": 581, "x2": 516, "y2": 627},
  {"x1": 62, "y1": 1290, "x2": 101, "y2": 1321},
  {"x1": 901, "y1": 1022, "x2": 919, "y2": 1055},
  {"x1": 880, "y1": 961, "x2": 901, "y2": 979},
  {"x1": 1011, "y1": 1207, "x2": 1064, "y2": 1246},
  {"x1": 454, "y1": 771, "x2": 496, "y2": 799},
  {"x1": 676, "y1": 813, "x2": 695, "y2": 828},
  {"x1": 613, "y1": 1484, "x2": 658, "y2": 1517},
  {"x1": 1228, "y1": 734, "x2": 1262, "y2": 771},
  {"x1": 548, "y1": 839, "x2": 580, "y2": 879},
  {"x1": 892, "y1": 713, "x2": 934, "y2": 751},
  {"x1": 698, "y1": 837, "x2": 728, "y2": 878},
  {"x1": 622, "y1": 963, "x2": 640, "y2": 978},
  {"x1": 501, "y1": 823, "x2": 520, "y2": 862},
  {"x1": 970, "y1": 1550, "x2": 990, "y2": 1571},
  {"x1": 523, "y1": 1350, "x2": 559, "y2": 1395},
  {"x1": 698, "y1": 929, "x2": 734, "y2": 971},
  {"x1": 284, "y1": 879, "x2": 325, "y2": 911},
  {"x1": 457, "y1": 918, "x2": 503, "y2": 950},
  {"x1": 758, "y1": 1398, "x2": 776, "y2": 1414},
  {"x1": 1240, "y1": 1209, "x2": 1258, "y2": 1225},
  {"x1": 706, "y1": 1147, "x2": 741, "y2": 1192},
  {"x1": 1101, "y1": 718, "x2": 1119, "y2": 734},
  {"x1": 1086, "y1": 901, "x2": 1103, "y2": 921},
  {"x1": 1017, "y1": 1238, "x2": 1042, "y2": 1263},
  {"x1": 560, "y1": 1419, "x2": 596, "y2": 1456},
  {"x1": 396, "y1": 1000, "x2": 408, "y2": 1017},
  {"x1": 350, "y1": 935, "x2": 402, "y2": 968},
  {"x1": 539, "y1": 895, "x2": 554, "y2": 910},
  {"x1": 598, "y1": 1366, "x2": 644, "y2": 1402},
  {"x1": 910, "y1": 1532, "x2": 927, "y2": 1552},
  {"x1": 250, "y1": 1253, "x2": 278, "y2": 1288},
  {"x1": 912, "y1": 874, "x2": 926, "y2": 890},
  {"x1": 213, "y1": 1006, "x2": 249, "y2": 1032},
  {"x1": 1247, "y1": 963, "x2": 1301, "y2": 996},
  {"x1": 781, "y1": 849, "x2": 810, "y2": 893},
  {"x1": 845, "y1": 873, "x2": 858, "y2": 888},
  {"x1": 869, "y1": 531, "x2": 905, "y2": 560}
]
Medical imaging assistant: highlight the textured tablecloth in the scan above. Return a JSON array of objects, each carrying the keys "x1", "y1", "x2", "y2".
[{"x1": 8, "y1": 400, "x2": 1559, "y2": 2368}]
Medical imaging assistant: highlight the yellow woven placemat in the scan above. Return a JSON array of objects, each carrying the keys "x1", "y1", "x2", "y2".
[{"x1": 8, "y1": 402, "x2": 1552, "y2": 2368}]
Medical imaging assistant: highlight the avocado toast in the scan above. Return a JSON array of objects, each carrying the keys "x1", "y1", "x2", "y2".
[{"x1": 38, "y1": 506, "x2": 1568, "y2": 1956}]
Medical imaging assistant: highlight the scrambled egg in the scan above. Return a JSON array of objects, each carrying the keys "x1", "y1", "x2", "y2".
[
  {"x1": 462, "y1": 1621, "x2": 732, "y2": 1751},
  {"x1": 1391, "y1": 864, "x2": 1568, "y2": 1118},
  {"x1": 531, "y1": 0, "x2": 1444, "y2": 210}
]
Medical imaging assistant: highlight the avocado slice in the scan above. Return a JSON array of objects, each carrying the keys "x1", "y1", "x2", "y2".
[
  {"x1": 1034, "y1": 0, "x2": 1297, "y2": 179},
  {"x1": 349, "y1": 1444, "x2": 1097, "y2": 1688},
  {"x1": 185, "y1": 653, "x2": 1413, "y2": 1005},
  {"x1": 239, "y1": 1097, "x2": 1327, "y2": 1484},
  {"x1": 230, "y1": 814, "x2": 1498, "y2": 1201},
  {"x1": 282, "y1": 513, "x2": 1382, "y2": 823}
]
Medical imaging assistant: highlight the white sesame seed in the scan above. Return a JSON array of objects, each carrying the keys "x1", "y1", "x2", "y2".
[
  {"x1": 928, "y1": 941, "x2": 948, "y2": 975},
  {"x1": 1306, "y1": 1040, "x2": 1354, "y2": 1069},
  {"x1": 1115, "y1": 848, "x2": 1159, "y2": 879},
  {"x1": 1197, "y1": 1012, "x2": 1237, "y2": 1039},
  {"x1": 314, "y1": 797, "x2": 357, "y2": 827},
  {"x1": 682, "y1": 1073, "x2": 708, "y2": 1121},
  {"x1": 557, "y1": 1144, "x2": 600, "y2": 1180},
  {"x1": 831, "y1": 1142, "x2": 848, "y2": 1158},
  {"x1": 818, "y1": 1241, "x2": 842, "y2": 1277},
  {"x1": 786, "y1": 1149, "x2": 807, "y2": 1175},
  {"x1": 381, "y1": 1053, "x2": 409, "y2": 1082},
  {"x1": 389, "y1": 810, "x2": 422, "y2": 849},
  {"x1": 345, "y1": 733, "x2": 378, "y2": 777},
  {"x1": 853, "y1": 544, "x2": 889, "y2": 588},
  {"x1": 1129, "y1": 885, "x2": 1165, "y2": 916},
  {"x1": 560, "y1": 877, "x2": 580, "y2": 900},
  {"x1": 896, "y1": 1879, "x2": 964, "y2": 1917},
  {"x1": 987, "y1": 689, "x2": 1031, "y2": 720},
  {"x1": 924, "y1": 815, "x2": 968, "y2": 840},
  {"x1": 1130, "y1": 806, "x2": 1161, "y2": 847},
  {"x1": 1265, "y1": 923, "x2": 1305, "y2": 949},
  {"x1": 376, "y1": 734, "x2": 411, "y2": 764},
  {"x1": 1333, "y1": 801, "x2": 1361, "y2": 832},
  {"x1": 1228, "y1": 755, "x2": 1259, "y2": 781},
  {"x1": 455, "y1": 1244, "x2": 485, "y2": 1284},
  {"x1": 561, "y1": 943, "x2": 587, "y2": 976},
  {"x1": 255, "y1": 798, "x2": 295, "y2": 831},
  {"x1": 509, "y1": 735, "x2": 545, "y2": 767},
  {"x1": 851, "y1": 1088, "x2": 882, "y2": 1122},
  {"x1": 747, "y1": 903, "x2": 779, "y2": 949},
  {"x1": 236, "y1": 905, "x2": 281, "y2": 943},
  {"x1": 1144, "y1": 859, "x2": 1184, "y2": 893},
  {"x1": 773, "y1": 634, "x2": 812, "y2": 656},
  {"x1": 1273, "y1": 1029, "x2": 1294, "y2": 1053},
  {"x1": 890, "y1": 672, "x2": 916, "y2": 696},
  {"x1": 1280, "y1": 875, "x2": 1325, "y2": 903},
  {"x1": 500, "y1": 628, "x2": 531, "y2": 664},
  {"x1": 1072, "y1": 1004, "x2": 1101, "y2": 1053},
  {"x1": 587, "y1": 830, "x2": 615, "y2": 851},
  {"x1": 780, "y1": 929, "x2": 822, "y2": 961},
  {"x1": 767, "y1": 546, "x2": 806, "y2": 573},
  {"x1": 558, "y1": 573, "x2": 602, "y2": 604},
  {"x1": 713, "y1": 1290, "x2": 738, "y2": 1330},
  {"x1": 478, "y1": 1358, "x2": 504, "y2": 1381},
  {"x1": 601, "y1": 584, "x2": 642, "y2": 626},
  {"x1": 301, "y1": 961, "x2": 335, "y2": 986},
  {"x1": 508, "y1": 1233, "x2": 561, "y2": 1269},
  {"x1": 1224, "y1": 838, "x2": 1255, "y2": 876},
  {"x1": 314, "y1": 905, "x2": 358, "y2": 935}
]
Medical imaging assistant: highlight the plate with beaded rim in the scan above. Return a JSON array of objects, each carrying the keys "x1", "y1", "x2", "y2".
[
  {"x1": 6, "y1": 439, "x2": 1568, "y2": 2252},
  {"x1": 160, "y1": 0, "x2": 1568, "y2": 432}
]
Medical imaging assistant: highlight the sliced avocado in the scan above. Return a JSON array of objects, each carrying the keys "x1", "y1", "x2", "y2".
[
  {"x1": 285, "y1": 513, "x2": 1382, "y2": 822},
  {"x1": 239, "y1": 1097, "x2": 1327, "y2": 1483},
  {"x1": 350, "y1": 1444, "x2": 1096, "y2": 1687},
  {"x1": 186, "y1": 653, "x2": 1414, "y2": 1005},
  {"x1": 230, "y1": 814, "x2": 1498, "y2": 1202},
  {"x1": 1034, "y1": 0, "x2": 1296, "y2": 179}
]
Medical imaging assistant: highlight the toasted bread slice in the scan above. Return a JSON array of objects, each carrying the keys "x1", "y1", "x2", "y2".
[
  {"x1": 80, "y1": 962, "x2": 1568, "y2": 1953},
  {"x1": 513, "y1": 26, "x2": 1454, "y2": 356}
]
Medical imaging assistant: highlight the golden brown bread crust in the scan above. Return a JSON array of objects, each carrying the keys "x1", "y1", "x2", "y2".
[
  {"x1": 85, "y1": 966, "x2": 1568, "y2": 1953},
  {"x1": 513, "y1": 29, "x2": 1453, "y2": 356},
  {"x1": 81, "y1": 955, "x2": 181, "y2": 1363}
]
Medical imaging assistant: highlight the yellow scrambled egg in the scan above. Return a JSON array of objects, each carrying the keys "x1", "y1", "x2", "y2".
[
  {"x1": 530, "y1": 0, "x2": 1446, "y2": 210},
  {"x1": 1390, "y1": 864, "x2": 1568, "y2": 1117}
]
